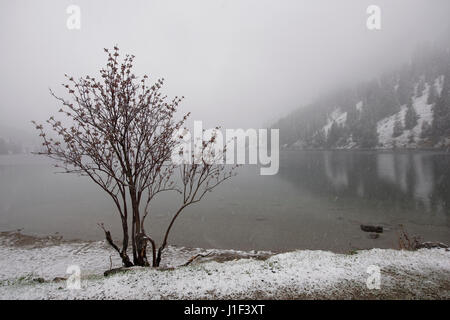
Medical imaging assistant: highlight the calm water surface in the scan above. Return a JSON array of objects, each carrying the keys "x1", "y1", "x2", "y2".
[{"x1": 0, "y1": 151, "x2": 449, "y2": 252}]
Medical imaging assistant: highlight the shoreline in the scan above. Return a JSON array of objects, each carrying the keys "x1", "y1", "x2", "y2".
[
  {"x1": 281, "y1": 147, "x2": 450, "y2": 153},
  {"x1": 0, "y1": 231, "x2": 449, "y2": 299},
  {"x1": 3, "y1": 212, "x2": 448, "y2": 254}
]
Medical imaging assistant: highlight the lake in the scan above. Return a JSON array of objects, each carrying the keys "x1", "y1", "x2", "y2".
[{"x1": 0, "y1": 151, "x2": 449, "y2": 252}]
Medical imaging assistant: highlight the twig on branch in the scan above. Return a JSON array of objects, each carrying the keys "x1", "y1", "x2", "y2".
[
  {"x1": 98, "y1": 223, "x2": 121, "y2": 255},
  {"x1": 181, "y1": 252, "x2": 214, "y2": 267}
]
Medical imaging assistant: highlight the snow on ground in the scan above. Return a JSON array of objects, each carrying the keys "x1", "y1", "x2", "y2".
[
  {"x1": 0, "y1": 232, "x2": 449, "y2": 299},
  {"x1": 0, "y1": 232, "x2": 270, "y2": 283}
]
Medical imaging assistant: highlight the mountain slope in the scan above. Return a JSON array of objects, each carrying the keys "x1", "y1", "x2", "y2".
[{"x1": 273, "y1": 45, "x2": 450, "y2": 150}]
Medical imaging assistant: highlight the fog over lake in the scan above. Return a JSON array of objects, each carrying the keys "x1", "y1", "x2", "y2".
[{"x1": 1, "y1": 151, "x2": 448, "y2": 252}]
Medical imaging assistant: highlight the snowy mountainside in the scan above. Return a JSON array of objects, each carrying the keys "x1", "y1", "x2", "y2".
[
  {"x1": 376, "y1": 90, "x2": 432, "y2": 149},
  {"x1": 274, "y1": 45, "x2": 450, "y2": 150},
  {"x1": 323, "y1": 108, "x2": 347, "y2": 136}
]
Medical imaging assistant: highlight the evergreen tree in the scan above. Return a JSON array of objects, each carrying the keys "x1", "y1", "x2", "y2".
[
  {"x1": 404, "y1": 97, "x2": 419, "y2": 129},
  {"x1": 326, "y1": 121, "x2": 342, "y2": 148},
  {"x1": 431, "y1": 73, "x2": 450, "y2": 141},
  {"x1": 392, "y1": 116, "x2": 404, "y2": 138},
  {"x1": 416, "y1": 79, "x2": 425, "y2": 97},
  {"x1": 312, "y1": 130, "x2": 326, "y2": 148},
  {"x1": 379, "y1": 86, "x2": 400, "y2": 119},
  {"x1": 352, "y1": 116, "x2": 378, "y2": 148},
  {"x1": 427, "y1": 83, "x2": 438, "y2": 105},
  {"x1": 396, "y1": 71, "x2": 414, "y2": 106},
  {"x1": 408, "y1": 133, "x2": 415, "y2": 144},
  {"x1": 359, "y1": 123, "x2": 378, "y2": 148},
  {"x1": 420, "y1": 120, "x2": 432, "y2": 138},
  {"x1": 431, "y1": 96, "x2": 447, "y2": 140}
]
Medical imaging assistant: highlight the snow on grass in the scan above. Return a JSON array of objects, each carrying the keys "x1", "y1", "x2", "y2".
[
  {"x1": 0, "y1": 232, "x2": 449, "y2": 299},
  {"x1": 0, "y1": 239, "x2": 122, "y2": 285}
]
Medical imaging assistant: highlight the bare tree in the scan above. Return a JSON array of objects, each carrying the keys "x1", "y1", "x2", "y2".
[{"x1": 33, "y1": 46, "x2": 236, "y2": 267}]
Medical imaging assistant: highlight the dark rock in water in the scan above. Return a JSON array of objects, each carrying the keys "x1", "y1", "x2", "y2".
[
  {"x1": 33, "y1": 277, "x2": 45, "y2": 283},
  {"x1": 360, "y1": 225, "x2": 383, "y2": 233},
  {"x1": 368, "y1": 233, "x2": 380, "y2": 239}
]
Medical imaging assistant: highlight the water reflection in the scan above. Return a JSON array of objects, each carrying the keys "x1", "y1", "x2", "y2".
[
  {"x1": 0, "y1": 152, "x2": 449, "y2": 251},
  {"x1": 279, "y1": 151, "x2": 450, "y2": 218}
]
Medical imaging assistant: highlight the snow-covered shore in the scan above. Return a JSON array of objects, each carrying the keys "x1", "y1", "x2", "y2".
[{"x1": 0, "y1": 232, "x2": 449, "y2": 299}]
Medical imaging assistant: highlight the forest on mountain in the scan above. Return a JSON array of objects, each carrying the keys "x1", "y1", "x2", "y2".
[{"x1": 273, "y1": 43, "x2": 450, "y2": 150}]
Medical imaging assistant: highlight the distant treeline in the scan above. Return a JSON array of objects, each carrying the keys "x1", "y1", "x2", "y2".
[{"x1": 0, "y1": 137, "x2": 22, "y2": 154}]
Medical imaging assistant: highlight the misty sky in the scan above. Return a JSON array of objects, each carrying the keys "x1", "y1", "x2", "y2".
[{"x1": 1, "y1": 0, "x2": 449, "y2": 132}]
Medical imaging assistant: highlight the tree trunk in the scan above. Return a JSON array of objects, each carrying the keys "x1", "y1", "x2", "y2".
[
  {"x1": 120, "y1": 252, "x2": 133, "y2": 267},
  {"x1": 135, "y1": 232, "x2": 150, "y2": 266},
  {"x1": 149, "y1": 238, "x2": 157, "y2": 267},
  {"x1": 131, "y1": 215, "x2": 137, "y2": 263},
  {"x1": 120, "y1": 217, "x2": 133, "y2": 267},
  {"x1": 155, "y1": 247, "x2": 163, "y2": 267},
  {"x1": 101, "y1": 222, "x2": 133, "y2": 268},
  {"x1": 154, "y1": 204, "x2": 188, "y2": 267},
  {"x1": 130, "y1": 194, "x2": 149, "y2": 266}
]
